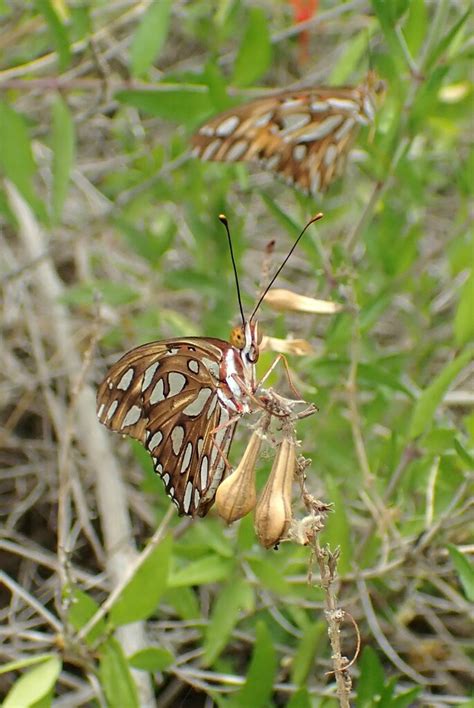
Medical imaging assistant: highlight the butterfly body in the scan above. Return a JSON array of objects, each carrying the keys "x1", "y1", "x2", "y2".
[
  {"x1": 191, "y1": 75, "x2": 381, "y2": 195},
  {"x1": 97, "y1": 322, "x2": 260, "y2": 517}
]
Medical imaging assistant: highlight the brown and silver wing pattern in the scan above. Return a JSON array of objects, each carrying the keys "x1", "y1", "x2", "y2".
[
  {"x1": 191, "y1": 77, "x2": 378, "y2": 195},
  {"x1": 97, "y1": 337, "x2": 237, "y2": 517}
]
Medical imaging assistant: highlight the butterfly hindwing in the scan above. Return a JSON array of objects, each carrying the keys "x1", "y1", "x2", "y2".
[
  {"x1": 191, "y1": 76, "x2": 379, "y2": 195},
  {"x1": 97, "y1": 337, "x2": 238, "y2": 516}
]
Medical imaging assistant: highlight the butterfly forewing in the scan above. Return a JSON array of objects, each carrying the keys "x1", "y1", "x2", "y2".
[
  {"x1": 191, "y1": 77, "x2": 378, "y2": 195},
  {"x1": 97, "y1": 337, "x2": 238, "y2": 516}
]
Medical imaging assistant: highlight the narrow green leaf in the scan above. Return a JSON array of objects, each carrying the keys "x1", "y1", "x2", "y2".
[
  {"x1": 454, "y1": 272, "x2": 474, "y2": 346},
  {"x1": 3, "y1": 656, "x2": 62, "y2": 708},
  {"x1": 110, "y1": 534, "x2": 172, "y2": 625},
  {"x1": 115, "y1": 85, "x2": 213, "y2": 124},
  {"x1": 60, "y1": 280, "x2": 140, "y2": 307},
  {"x1": 169, "y1": 555, "x2": 233, "y2": 587},
  {"x1": 403, "y1": 0, "x2": 427, "y2": 57},
  {"x1": 290, "y1": 622, "x2": 325, "y2": 686},
  {"x1": 232, "y1": 7, "x2": 272, "y2": 87},
  {"x1": 66, "y1": 587, "x2": 106, "y2": 644},
  {"x1": 246, "y1": 556, "x2": 291, "y2": 595},
  {"x1": 425, "y1": 8, "x2": 471, "y2": 72},
  {"x1": 234, "y1": 621, "x2": 277, "y2": 708},
  {"x1": 391, "y1": 687, "x2": 422, "y2": 707},
  {"x1": 51, "y1": 96, "x2": 75, "y2": 223},
  {"x1": 322, "y1": 478, "x2": 352, "y2": 575},
  {"x1": 36, "y1": 0, "x2": 71, "y2": 71},
  {"x1": 447, "y1": 544, "x2": 474, "y2": 601},
  {"x1": 409, "y1": 347, "x2": 473, "y2": 438},
  {"x1": 203, "y1": 578, "x2": 254, "y2": 665},
  {"x1": 454, "y1": 437, "x2": 474, "y2": 468},
  {"x1": 130, "y1": 0, "x2": 173, "y2": 77},
  {"x1": 0, "y1": 655, "x2": 58, "y2": 676},
  {"x1": 128, "y1": 647, "x2": 175, "y2": 672},
  {"x1": 357, "y1": 646, "x2": 385, "y2": 705},
  {"x1": 329, "y1": 31, "x2": 371, "y2": 84},
  {"x1": 370, "y1": 0, "x2": 406, "y2": 67},
  {"x1": 287, "y1": 687, "x2": 312, "y2": 708},
  {"x1": 163, "y1": 585, "x2": 200, "y2": 620},
  {"x1": 99, "y1": 637, "x2": 139, "y2": 708},
  {"x1": 259, "y1": 193, "x2": 301, "y2": 237},
  {"x1": 0, "y1": 102, "x2": 37, "y2": 209}
]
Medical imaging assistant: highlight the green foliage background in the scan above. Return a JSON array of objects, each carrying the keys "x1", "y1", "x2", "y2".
[{"x1": 0, "y1": 1, "x2": 472, "y2": 706}]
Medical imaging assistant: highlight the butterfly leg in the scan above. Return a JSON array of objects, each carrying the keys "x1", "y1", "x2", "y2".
[
  {"x1": 258, "y1": 353, "x2": 302, "y2": 400},
  {"x1": 209, "y1": 412, "x2": 242, "y2": 472}
]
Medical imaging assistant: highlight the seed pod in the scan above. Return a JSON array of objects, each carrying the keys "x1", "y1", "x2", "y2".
[
  {"x1": 264, "y1": 288, "x2": 343, "y2": 314},
  {"x1": 254, "y1": 437, "x2": 296, "y2": 549},
  {"x1": 215, "y1": 430, "x2": 261, "y2": 523}
]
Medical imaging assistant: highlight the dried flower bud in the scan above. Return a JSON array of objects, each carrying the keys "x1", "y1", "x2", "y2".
[
  {"x1": 215, "y1": 430, "x2": 261, "y2": 523},
  {"x1": 261, "y1": 335, "x2": 313, "y2": 356},
  {"x1": 254, "y1": 437, "x2": 296, "y2": 548},
  {"x1": 263, "y1": 288, "x2": 343, "y2": 314}
]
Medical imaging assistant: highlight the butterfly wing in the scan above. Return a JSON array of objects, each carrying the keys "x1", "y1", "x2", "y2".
[
  {"x1": 191, "y1": 80, "x2": 377, "y2": 195},
  {"x1": 97, "y1": 337, "x2": 237, "y2": 516}
]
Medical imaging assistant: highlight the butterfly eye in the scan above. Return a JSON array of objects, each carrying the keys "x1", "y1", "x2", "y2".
[{"x1": 230, "y1": 325, "x2": 246, "y2": 349}]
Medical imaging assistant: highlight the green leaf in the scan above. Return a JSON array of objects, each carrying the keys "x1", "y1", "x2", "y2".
[
  {"x1": 232, "y1": 7, "x2": 272, "y2": 87},
  {"x1": 370, "y1": 0, "x2": 407, "y2": 67},
  {"x1": 390, "y1": 687, "x2": 422, "y2": 707},
  {"x1": 99, "y1": 637, "x2": 139, "y2": 708},
  {"x1": 0, "y1": 655, "x2": 58, "y2": 676},
  {"x1": 403, "y1": 0, "x2": 427, "y2": 57},
  {"x1": 290, "y1": 622, "x2": 325, "y2": 686},
  {"x1": 36, "y1": 0, "x2": 71, "y2": 71},
  {"x1": 286, "y1": 687, "x2": 312, "y2": 708},
  {"x1": 128, "y1": 647, "x2": 175, "y2": 672},
  {"x1": 321, "y1": 478, "x2": 352, "y2": 575},
  {"x1": 357, "y1": 646, "x2": 385, "y2": 705},
  {"x1": 169, "y1": 555, "x2": 233, "y2": 587},
  {"x1": 329, "y1": 30, "x2": 372, "y2": 84},
  {"x1": 454, "y1": 272, "x2": 474, "y2": 346},
  {"x1": 203, "y1": 578, "x2": 254, "y2": 665},
  {"x1": 60, "y1": 280, "x2": 140, "y2": 307},
  {"x1": 66, "y1": 587, "x2": 106, "y2": 644},
  {"x1": 233, "y1": 621, "x2": 277, "y2": 708},
  {"x1": 0, "y1": 102, "x2": 37, "y2": 210},
  {"x1": 51, "y1": 96, "x2": 75, "y2": 223},
  {"x1": 246, "y1": 556, "x2": 291, "y2": 595},
  {"x1": 110, "y1": 534, "x2": 172, "y2": 625},
  {"x1": 130, "y1": 0, "x2": 173, "y2": 77},
  {"x1": 424, "y1": 8, "x2": 471, "y2": 72},
  {"x1": 162, "y1": 585, "x2": 201, "y2": 620},
  {"x1": 453, "y1": 437, "x2": 474, "y2": 468},
  {"x1": 3, "y1": 656, "x2": 62, "y2": 708},
  {"x1": 409, "y1": 347, "x2": 473, "y2": 438},
  {"x1": 447, "y1": 544, "x2": 474, "y2": 601},
  {"x1": 115, "y1": 85, "x2": 213, "y2": 125}
]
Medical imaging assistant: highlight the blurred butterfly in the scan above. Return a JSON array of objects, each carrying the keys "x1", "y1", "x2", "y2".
[{"x1": 191, "y1": 73, "x2": 383, "y2": 196}]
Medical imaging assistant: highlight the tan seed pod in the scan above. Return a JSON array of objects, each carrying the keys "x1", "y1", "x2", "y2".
[
  {"x1": 263, "y1": 288, "x2": 343, "y2": 314},
  {"x1": 261, "y1": 335, "x2": 314, "y2": 356},
  {"x1": 254, "y1": 437, "x2": 296, "y2": 549},
  {"x1": 215, "y1": 430, "x2": 261, "y2": 523}
]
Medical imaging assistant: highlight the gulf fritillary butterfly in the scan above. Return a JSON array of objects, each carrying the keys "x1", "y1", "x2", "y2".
[
  {"x1": 191, "y1": 73, "x2": 382, "y2": 196},
  {"x1": 97, "y1": 214, "x2": 322, "y2": 517}
]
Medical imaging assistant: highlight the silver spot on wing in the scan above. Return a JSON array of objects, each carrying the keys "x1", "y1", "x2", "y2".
[
  {"x1": 117, "y1": 368, "x2": 134, "y2": 391},
  {"x1": 121, "y1": 404, "x2": 141, "y2": 427},
  {"x1": 171, "y1": 425, "x2": 185, "y2": 455},
  {"x1": 142, "y1": 362, "x2": 160, "y2": 392}
]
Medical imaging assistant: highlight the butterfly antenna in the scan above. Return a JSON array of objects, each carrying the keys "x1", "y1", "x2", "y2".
[
  {"x1": 219, "y1": 214, "x2": 246, "y2": 327},
  {"x1": 249, "y1": 212, "x2": 323, "y2": 322}
]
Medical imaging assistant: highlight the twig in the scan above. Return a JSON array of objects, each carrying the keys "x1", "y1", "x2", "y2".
[{"x1": 314, "y1": 539, "x2": 351, "y2": 708}]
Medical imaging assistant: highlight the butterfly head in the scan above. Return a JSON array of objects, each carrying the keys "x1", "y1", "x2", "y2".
[{"x1": 230, "y1": 321, "x2": 261, "y2": 364}]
